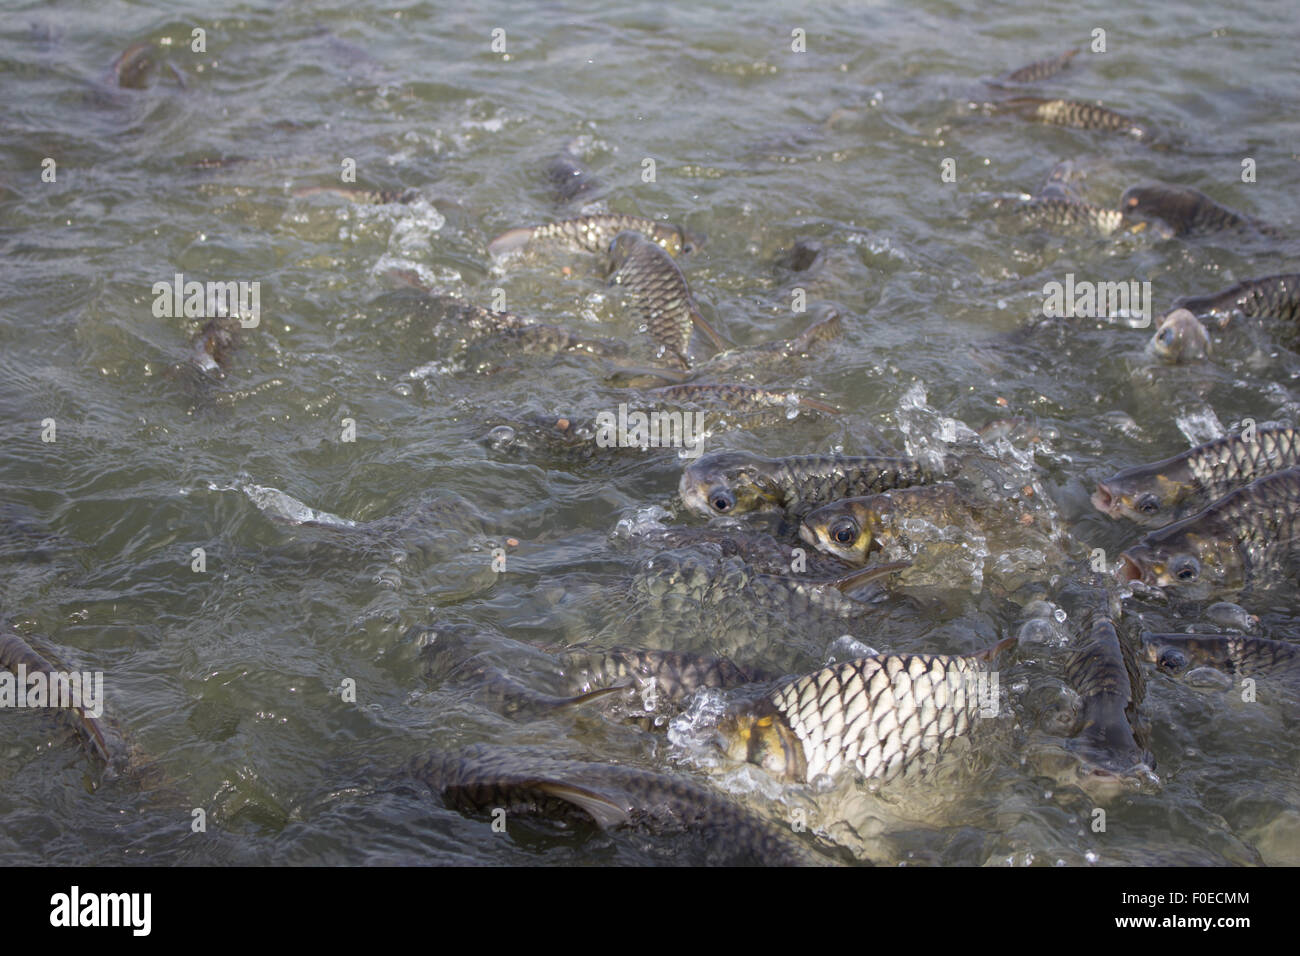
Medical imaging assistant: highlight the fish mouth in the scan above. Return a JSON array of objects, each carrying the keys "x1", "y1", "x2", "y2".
[
  {"x1": 797, "y1": 523, "x2": 820, "y2": 548},
  {"x1": 1090, "y1": 482, "x2": 1117, "y2": 515},
  {"x1": 1117, "y1": 552, "x2": 1146, "y2": 583}
]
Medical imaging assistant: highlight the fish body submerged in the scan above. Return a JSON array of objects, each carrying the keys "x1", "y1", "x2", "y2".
[
  {"x1": 1142, "y1": 633, "x2": 1300, "y2": 682},
  {"x1": 646, "y1": 383, "x2": 839, "y2": 424},
  {"x1": 1094, "y1": 426, "x2": 1300, "y2": 527},
  {"x1": 412, "y1": 746, "x2": 823, "y2": 865},
  {"x1": 545, "y1": 147, "x2": 601, "y2": 203},
  {"x1": 1000, "y1": 97, "x2": 1146, "y2": 137},
  {"x1": 620, "y1": 311, "x2": 843, "y2": 384},
  {"x1": 717, "y1": 652, "x2": 995, "y2": 784},
  {"x1": 679, "y1": 449, "x2": 939, "y2": 519},
  {"x1": 633, "y1": 547, "x2": 903, "y2": 622},
  {"x1": 624, "y1": 524, "x2": 851, "y2": 577},
  {"x1": 487, "y1": 214, "x2": 695, "y2": 258},
  {"x1": 607, "y1": 230, "x2": 727, "y2": 367},
  {"x1": 996, "y1": 49, "x2": 1079, "y2": 85},
  {"x1": 1118, "y1": 466, "x2": 1300, "y2": 596},
  {"x1": 182, "y1": 316, "x2": 243, "y2": 377},
  {"x1": 1173, "y1": 273, "x2": 1300, "y2": 327},
  {"x1": 1061, "y1": 615, "x2": 1154, "y2": 790},
  {"x1": 995, "y1": 196, "x2": 1127, "y2": 236},
  {"x1": 558, "y1": 646, "x2": 767, "y2": 701},
  {"x1": 0, "y1": 630, "x2": 135, "y2": 780},
  {"x1": 1121, "y1": 182, "x2": 1278, "y2": 238}
]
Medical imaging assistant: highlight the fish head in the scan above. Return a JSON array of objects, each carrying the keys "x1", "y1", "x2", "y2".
[
  {"x1": 678, "y1": 451, "x2": 782, "y2": 518},
  {"x1": 1141, "y1": 638, "x2": 1191, "y2": 676},
  {"x1": 1091, "y1": 466, "x2": 1194, "y2": 526},
  {"x1": 606, "y1": 230, "x2": 645, "y2": 273},
  {"x1": 1120, "y1": 183, "x2": 1185, "y2": 237},
  {"x1": 1117, "y1": 527, "x2": 1244, "y2": 597},
  {"x1": 716, "y1": 706, "x2": 807, "y2": 782},
  {"x1": 1149, "y1": 308, "x2": 1210, "y2": 363},
  {"x1": 798, "y1": 498, "x2": 880, "y2": 566},
  {"x1": 650, "y1": 223, "x2": 702, "y2": 257}
]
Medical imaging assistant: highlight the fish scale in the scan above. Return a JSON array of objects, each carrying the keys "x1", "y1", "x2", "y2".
[
  {"x1": 1175, "y1": 273, "x2": 1300, "y2": 326},
  {"x1": 679, "y1": 450, "x2": 941, "y2": 519},
  {"x1": 413, "y1": 746, "x2": 822, "y2": 865},
  {"x1": 996, "y1": 196, "x2": 1127, "y2": 235},
  {"x1": 724, "y1": 653, "x2": 987, "y2": 784},
  {"x1": 1142, "y1": 633, "x2": 1300, "y2": 680},
  {"x1": 1121, "y1": 182, "x2": 1278, "y2": 237},
  {"x1": 1095, "y1": 426, "x2": 1300, "y2": 526},
  {"x1": 608, "y1": 231, "x2": 704, "y2": 368},
  {"x1": 488, "y1": 213, "x2": 691, "y2": 257},
  {"x1": 1120, "y1": 466, "x2": 1300, "y2": 593},
  {"x1": 999, "y1": 96, "x2": 1146, "y2": 135}
]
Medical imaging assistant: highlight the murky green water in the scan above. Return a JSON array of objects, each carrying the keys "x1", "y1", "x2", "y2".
[{"x1": 3, "y1": 0, "x2": 1299, "y2": 865}]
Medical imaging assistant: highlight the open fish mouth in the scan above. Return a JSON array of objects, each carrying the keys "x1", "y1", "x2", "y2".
[
  {"x1": 1090, "y1": 482, "x2": 1118, "y2": 516},
  {"x1": 1117, "y1": 552, "x2": 1147, "y2": 583}
]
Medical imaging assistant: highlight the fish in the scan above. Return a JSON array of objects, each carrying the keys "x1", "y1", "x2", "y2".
[
  {"x1": 1148, "y1": 308, "x2": 1211, "y2": 363},
  {"x1": 999, "y1": 96, "x2": 1147, "y2": 137},
  {"x1": 773, "y1": 238, "x2": 824, "y2": 273},
  {"x1": 607, "y1": 230, "x2": 730, "y2": 367},
  {"x1": 1094, "y1": 425, "x2": 1300, "y2": 526},
  {"x1": 0, "y1": 629, "x2": 138, "y2": 781},
  {"x1": 1172, "y1": 273, "x2": 1300, "y2": 328},
  {"x1": 606, "y1": 310, "x2": 843, "y2": 385},
  {"x1": 388, "y1": 283, "x2": 625, "y2": 360},
  {"x1": 411, "y1": 745, "x2": 824, "y2": 865},
  {"x1": 487, "y1": 214, "x2": 697, "y2": 259},
  {"x1": 557, "y1": 646, "x2": 768, "y2": 702},
  {"x1": 544, "y1": 146, "x2": 601, "y2": 203},
  {"x1": 1061, "y1": 614, "x2": 1155, "y2": 790},
  {"x1": 292, "y1": 185, "x2": 419, "y2": 205},
  {"x1": 645, "y1": 383, "x2": 840, "y2": 422},
  {"x1": 994, "y1": 196, "x2": 1128, "y2": 236},
  {"x1": 1141, "y1": 633, "x2": 1300, "y2": 682},
  {"x1": 679, "y1": 450, "x2": 940, "y2": 520},
  {"x1": 466, "y1": 321, "x2": 629, "y2": 361},
  {"x1": 996, "y1": 49, "x2": 1080, "y2": 85},
  {"x1": 187, "y1": 315, "x2": 243, "y2": 375},
  {"x1": 716, "y1": 642, "x2": 1012, "y2": 784},
  {"x1": 1120, "y1": 181, "x2": 1279, "y2": 238},
  {"x1": 1037, "y1": 159, "x2": 1084, "y2": 201},
  {"x1": 621, "y1": 524, "x2": 852, "y2": 577},
  {"x1": 797, "y1": 484, "x2": 977, "y2": 565},
  {"x1": 632, "y1": 548, "x2": 907, "y2": 623},
  {"x1": 1118, "y1": 466, "x2": 1300, "y2": 595}
]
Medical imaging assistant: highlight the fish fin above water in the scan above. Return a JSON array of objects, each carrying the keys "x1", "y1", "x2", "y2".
[
  {"x1": 487, "y1": 227, "x2": 537, "y2": 257},
  {"x1": 603, "y1": 362, "x2": 692, "y2": 385},
  {"x1": 533, "y1": 782, "x2": 632, "y2": 828},
  {"x1": 797, "y1": 395, "x2": 842, "y2": 415},
  {"x1": 690, "y1": 309, "x2": 733, "y2": 353},
  {"x1": 828, "y1": 560, "x2": 911, "y2": 592},
  {"x1": 974, "y1": 635, "x2": 1018, "y2": 663}
]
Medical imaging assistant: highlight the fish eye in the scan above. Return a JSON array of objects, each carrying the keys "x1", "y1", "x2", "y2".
[
  {"x1": 1125, "y1": 196, "x2": 1139, "y2": 209},
  {"x1": 1172, "y1": 556, "x2": 1200, "y2": 581},
  {"x1": 1157, "y1": 648, "x2": 1187, "y2": 673},
  {"x1": 830, "y1": 519, "x2": 858, "y2": 545},
  {"x1": 708, "y1": 487, "x2": 735, "y2": 513},
  {"x1": 1156, "y1": 328, "x2": 1173, "y2": 346},
  {"x1": 1136, "y1": 494, "x2": 1161, "y2": 515}
]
